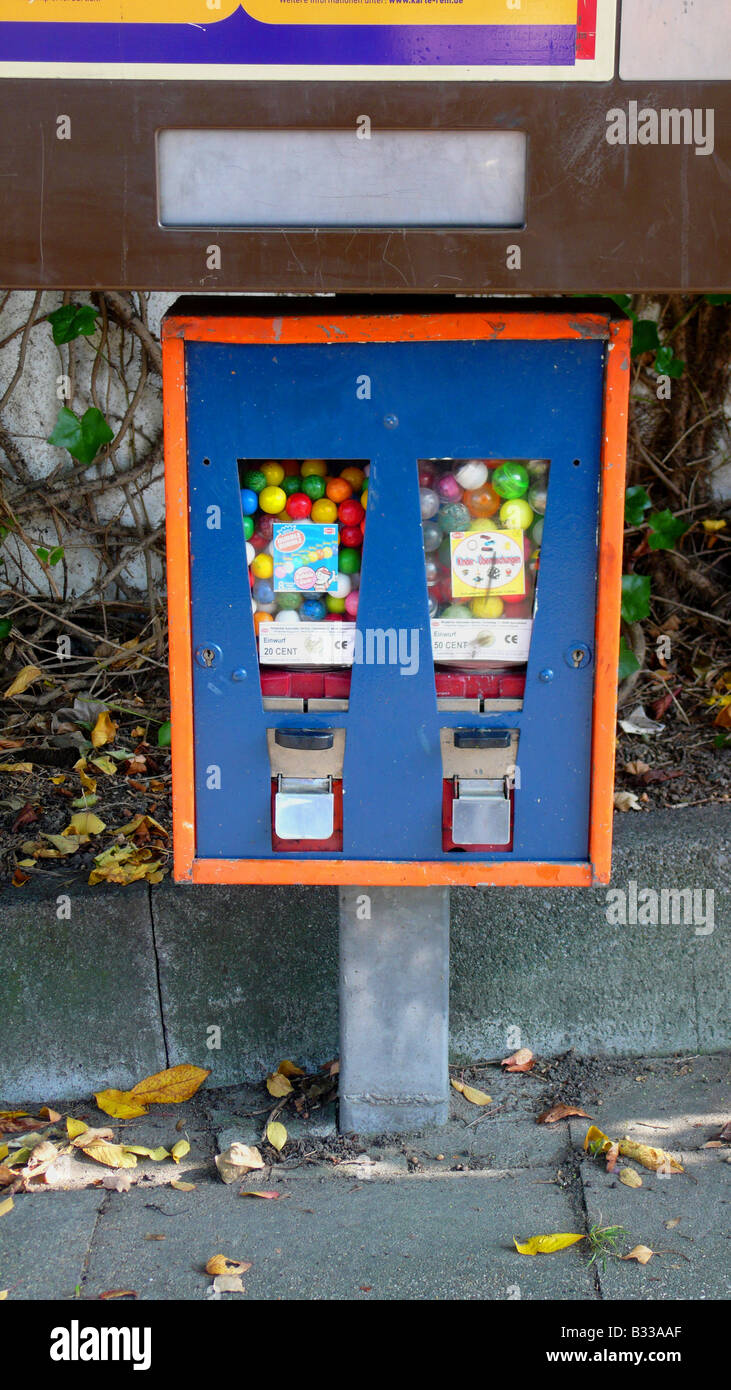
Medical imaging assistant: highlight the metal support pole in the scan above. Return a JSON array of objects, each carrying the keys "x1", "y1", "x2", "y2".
[{"x1": 338, "y1": 886, "x2": 450, "y2": 1134}]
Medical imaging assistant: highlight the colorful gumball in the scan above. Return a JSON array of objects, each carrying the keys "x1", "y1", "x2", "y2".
[
  {"x1": 418, "y1": 463, "x2": 437, "y2": 488},
  {"x1": 253, "y1": 578, "x2": 275, "y2": 606},
  {"x1": 441, "y1": 603, "x2": 469, "y2": 620},
  {"x1": 311, "y1": 498, "x2": 337, "y2": 524},
  {"x1": 438, "y1": 502, "x2": 471, "y2": 533},
  {"x1": 274, "y1": 608, "x2": 301, "y2": 624},
  {"x1": 527, "y1": 459, "x2": 548, "y2": 481},
  {"x1": 261, "y1": 462, "x2": 284, "y2": 487},
  {"x1": 340, "y1": 525, "x2": 363, "y2": 548},
  {"x1": 492, "y1": 461, "x2": 529, "y2": 499},
  {"x1": 464, "y1": 482, "x2": 500, "y2": 518},
  {"x1": 245, "y1": 541, "x2": 255, "y2": 566},
  {"x1": 281, "y1": 459, "x2": 300, "y2": 476},
  {"x1": 340, "y1": 466, "x2": 365, "y2": 490},
  {"x1": 243, "y1": 469, "x2": 266, "y2": 493},
  {"x1": 499, "y1": 498, "x2": 534, "y2": 530},
  {"x1": 360, "y1": 488, "x2": 368, "y2": 510},
  {"x1": 254, "y1": 611, "x2": 274, "y2": 635},
  {"x1": 326, "y1": 594, "x2": 346, "y2": 614},
  {"x1": 286, "y1": 492, "x2": 312, "y2": 520},
  {"x1": 251, "y1": 553, "x2": 274, "y2": 579},
  {"x1": 531, "y1": 517, "x2": 544, "y2": 545},
  {"x1": 301, "y1": 598, "x2": 326, "y2": 621},
  {"x1": 438, "y1": 536, "x2": 452, "y2": 566},
  {"x1": 338, "y1": 498, "x2": 364, "y2": 527},
  {"x1": 330, "y1": 572, "x2": 352, "y2": 599},
  {"x1": 242, "y1": 515, "x2": 254, "y2": 540},
  {"x1": 339, "y1": 548, "x2": 361, "y2": 575},
  {"x1": 437, "y1": 474, "x2": 462, "y2": 502},
  {"x1": 420, "y1": 488, "x2": 440, "y2": 521},
  {"x1": 280, "y1": 475, "x2": 303, "y2": 498},
  {"x1": 259, "y1": 485, "x2": 287, "y2": 514},
  {"x1": 425, "y1": 557, "x2": 439, "y2": 585},
  {"x1": 277, "y1": 591, "x2": 302, "y2": 610},
  {"x1": 256, "y1": 514, "x2": 275, "y2": 542},
  {"x1": 326, "y1": 477, "x2": 353, "y2": 504},
  {"x1": 325, "y1": 612, "x2": 344, "y2": 622},
  {"x1": 471, "y1": 595, "x2": 504, "y2": 619},
  {"x1": 301, "y1": 459, "x2": 327, "y2": 477},
  {"x1": 301, "y1": 474, "x2": 327, "y2": 502},
  {"x1": 455, "y1": 460, "x2": 488, "y2": 491},
  {"x1": 344, "y1": 591, "x2": 359, "y2": 618},
  {"x1": 240, "y1": 488, "x2": 258, "y2": 516}
]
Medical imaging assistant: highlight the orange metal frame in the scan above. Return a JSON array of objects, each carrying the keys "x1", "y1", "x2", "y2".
[{"x1": 162, "y1": 310, "x2": 631, "y2": 887}]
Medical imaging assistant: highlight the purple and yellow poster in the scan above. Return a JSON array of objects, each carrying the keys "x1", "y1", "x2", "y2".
[{"x1": 0, "y1": 0, "x2": 616, "y2": 79}]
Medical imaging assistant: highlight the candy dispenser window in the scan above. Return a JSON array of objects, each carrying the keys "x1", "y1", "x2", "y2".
[
  {"x1": 420, "y1": 458, "x2": 550, "y2": 712},
  {"x1": 239, "y1": 459, "x2": 368, "y2": 709}
]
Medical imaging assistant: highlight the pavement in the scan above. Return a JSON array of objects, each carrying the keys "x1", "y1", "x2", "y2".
[{"x1": 2, "y1": 1052, "x2": 728, "y2": 1302}]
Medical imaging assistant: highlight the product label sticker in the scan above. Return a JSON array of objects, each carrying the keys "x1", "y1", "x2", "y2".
[
  {"x1": 259, "y1": 622, "x2": 356, "y2": 666},
  {"x1": 431, "y1": 618, "x2": 533, "y2": 663},
  {"x1": 450, "y1": 528, "x2": 526, "y2": 598},
  {"x1": 272, "y1": 522, "x2": 339, "y2": 593}
]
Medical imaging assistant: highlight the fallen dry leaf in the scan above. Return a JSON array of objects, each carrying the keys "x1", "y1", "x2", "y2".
[
  {"x1": 211, "y1": 1275, "x2": 246, "y2": 1295},
  {"x1": 4, "y1": 665, "x2": 42, "y2": 699},
  {"x1": 619, "y1": 1167, "x2": 643, "y2": 1188},
  {"x1": 205, "y1": 1255, "x2": 252, "y2": 1277},
  {"x1": 122, "y1": 1145, "x2": 170, "y2": 1161},
  {"x1": 266, "y1": 1072, "x2": 293, "y2": 1099},
  {"x1": 66, "y1": 1117, "x2": 89, "y2": 1140},
  {"x1": 582, "y1": 1125, "x2": 682, "y2": 1173},
  {"x1": 92, "y1": 1090, "x2": 148, "y2": 1120},
  {"x1": 99, "y1": 1172, "x2": 133, "y2": 1193},
  {"x1": 170, "y1": 1179, "x2": 196, "y2": 1192},
  {"x1": 215, "y1": 1143, "x2": 264, "y2": 1184},
  {"x1": 606, "y1": 1141, "x2": 620, "y2": 1173},
  {"x1": 91, "y1": 710, "x2": 117, "y2": 748},
  {"x1": 451, "y1": 1080, "x2": 492, "y2": 1106},
  {"x1": 239, "y1": 1190, "x2": 282, "y2": 1199},
  {"x1": 514, "y1": 1232, "x2": 584, "y2": 1255},
  {"x1": 99, "y1": 1290, "x2": 137, "y2": 1300},
  {"x1": 129, "y1": 1063, "x2": 210, "y2": 1106},
  {"x1": 70, "y1": 1125, "x2": 114, "y2": 1148},
  {"x1": 0, "y1": 1196, "x2": 14, "y2": 1216},
  {"x1": 38, "y1": 1107, "x2": 61, "y2": 1123},
  {"x1": 624, "y1": 760, "x2": 650, "y2": 776},
  {"x1": 537, "y1": 1104, "x2": 590, "y2": 1125},
  {"x1": 171, "y1": 1139, "x2": 190, "y2": 1163},
  {"x1": 277, "y1": 1060, "x2": 305, "y2": 1079},
  {"x1": 0, "y1": 762, "x2": 33, "y2": 774},
  {"x1": 614, "y1": 790, "x2": 641, "y2": 812},
  {"x1": 665, "y1": 1218, "x2": 681, "y2": 1230},
  {"x1": 63, "y1": 811, "x2": 105, "y2": 837},
  {"x1": 623, "y1": 1245, "x2": 654, "y2": 1265},
  {"x1": 266, "y1": 1121, "x2": 287, "y2": 1153},
  {"x1": 81, "y1": 1141, "x2": 138, "y2": 1170},
  {"x1": 502, "y1": 1048, "x2": 535, "y2": 1073}
]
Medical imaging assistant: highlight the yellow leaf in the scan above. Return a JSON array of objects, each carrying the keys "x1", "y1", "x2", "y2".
[
  {"x1": 90, "y1": 756, "x2": 116, "y2": 775},
  {"x1": 117, "y1": 813, "x2": 168, "y2": 840},
  {"x1": 0, "y1": 1111, "x2": 29, "y2": 1118},
  {"x1": 170, "y1": 1179, "x2": 196, "y2": 1191},
  {"x1": 266, "y1": 1121, "x2": 287, "y2": 1153},
  {"x1": 0, "y1": 762, "x2": 33, "y2": 774},
  {"x1": 0, "y1": 1145, "x2": 7, "y2": 1162},
  {"x1": 3, "y1": 665, "x2": 42, "y2": 699},
  {"x1": 171, "y1": 1140, "x2": 190, "y2": 1163},
  {"x1": 583, "y1": 1124, "x2": 612, "y2": 1155},
  {"x1": 266, "y1": 1072, "x2": 293, "y2": 1098},
  {"x1": 122, "y1": 1145, "x2": 170, "y2": 1161},
  {"x1": 129, "y1": 1064, "x2": 210, "y2": 1106},
  {"x1": 619, "y1": 1167, "x2": 643, "y2": 1188},
  {"x1": 623, "y1": 1245, "x2": 654, "y2": 1265},
  {"x1": 617, "y1": 1139, "x2": 683, "y2": 1174},
  {"x1": 94, "y1": 1089, "x2": 149, "y2": 1119},
  {"x1": 91, "y1": 710, "x2": 117, "y2": 748},
  {"x1": 81, "y1": 1141, "x2": 138, "y2": 1169},
  {"x1": 277, "y1": 1060, "x2": 305, "y2": 1078},
  {"x1": 64, "y1": 811, "x2": 106, "y2": 836},
  {"x1": 70, "y1": 1125, "x2": 114, "y2": 1149},
  {"x1": 50, "y1": 774, "x2": 66, "y2": 785},
  {"x1": 39, "y1": 1106, "x2": 61, "y2": 1123},
  {"x1": 0, "y1": 1197, "x2": 14, "y2": 1216},
  {"x1": 514, "y1": 1233, "x2": 585, "y2": 1255},
  {"x1": 0, "y1": 1291, "x2": 7, "y2": 1300},
  {"x1": 42, "y1": 833, "x2": 81, "y2": 855},
  {"x1": 702, "y1": 519, "x2": 726, "y2": 533},
  {"x1": 205, "y1": 1255, "x2": 252, "y2": 1277},
  {"x1": 66, "y1": 1117, "x2": 88, "y2": 1139},
  {"x1": 450, "y1": 1079, "x2": 491, "y2": 1106}
]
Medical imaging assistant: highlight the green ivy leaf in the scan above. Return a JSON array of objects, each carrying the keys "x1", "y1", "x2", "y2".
[
  {"x1": 621, "y1": 573, "x2": 651, "y2": 624},
  {"x1": 47, "y1": 406, "x2": 114, "y2": 465},
  {"x1": 647, "y1": 509, "x2": 690, "y2": 552},
  {"x1": 0, "y1": 618, "x2": 11, "y2": 640},
  {"x1": 49, "y1": 546, "x2": 65, "y2": 566},
  {"x1": 157, "y1": 720, "x2": 171, "y2": 748},
  {"x1": 47, "y1": 303, "x2": 99, "y2": 345},
  {"x1": 631, "y1": 320, "x2": 661, "y2": 357},
  {"x1": 625, "y1": 485, "x2": 651, "y2": 527},
  {"x1": 618, "y1": 635, "x2": 641, "y2": 682},
  {"x1": 36, "y1": 547, "x2": 49, "y2": 564},
  {"x1": 714, "y1": 732, "x2": 731, "y2": 749},
  {"x1": 705, "y1": 294, "x2": 731, "y2": 306},
  {"x1": 654, "y1": 345, "x2": 685, "y2": 379}
]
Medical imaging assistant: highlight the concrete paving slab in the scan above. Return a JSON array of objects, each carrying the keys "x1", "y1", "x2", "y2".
[
  {"x1": 81, "y1": 1170, "x2": 597, "y2": 1301},
  {"x1": 0, "y1": 879, "x2": 166, "y2": 1102},
  {"x1": 1, "y1": 1190, "x2": 105, "y2": 1300}
]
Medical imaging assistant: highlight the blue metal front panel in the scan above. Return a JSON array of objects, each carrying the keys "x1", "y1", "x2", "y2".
[{"x1": 185, "y1": 336, "x2": 605, "y2": 863}]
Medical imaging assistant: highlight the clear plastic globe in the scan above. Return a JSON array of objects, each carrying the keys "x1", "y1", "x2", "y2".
[{"x1": 419, "y1": 488, "x2": 440, "y2": 520}]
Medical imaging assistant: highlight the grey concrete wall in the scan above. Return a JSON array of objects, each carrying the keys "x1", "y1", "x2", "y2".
[{"x1": 1, "y1": 807, "x2": 728, "y2": 1101}]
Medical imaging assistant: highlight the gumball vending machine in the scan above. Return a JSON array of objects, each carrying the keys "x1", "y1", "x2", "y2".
[{"x1": 163, "y1": 297, "x2": 631, "y2": 1129}]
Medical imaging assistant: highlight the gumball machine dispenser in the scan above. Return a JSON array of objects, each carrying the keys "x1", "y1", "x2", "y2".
[{"x1": 163, "y1": 298, "x2": 631, "y2": 1130}]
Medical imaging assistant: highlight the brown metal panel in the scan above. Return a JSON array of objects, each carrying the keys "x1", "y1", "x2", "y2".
[{"x1": 0, "y1": 78, "x2": 728, "y2": 291}]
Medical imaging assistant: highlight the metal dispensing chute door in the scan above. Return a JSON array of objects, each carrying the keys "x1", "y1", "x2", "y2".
[{"x1": 184, "y1": 331, "x2": 605, "y2": 866}]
